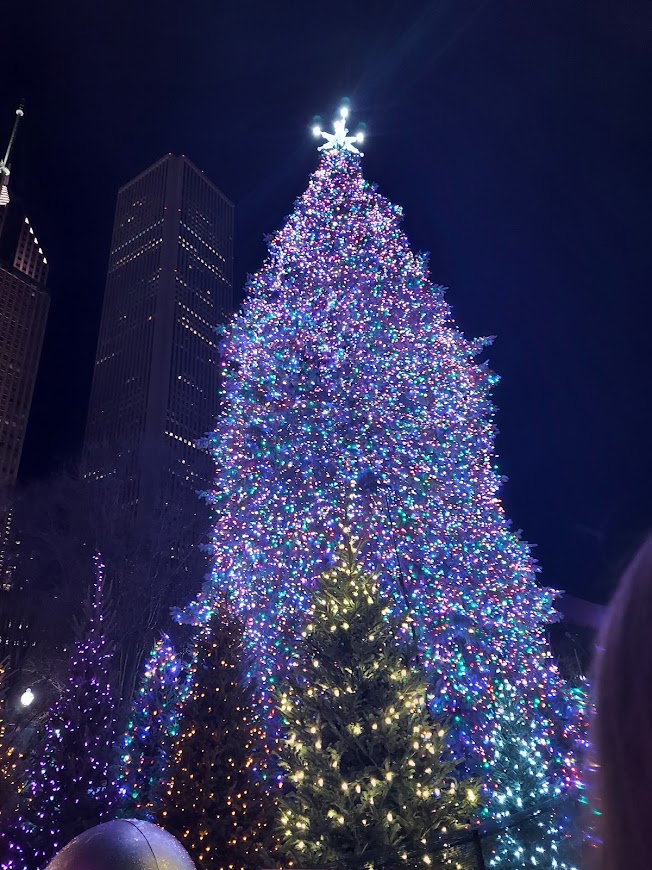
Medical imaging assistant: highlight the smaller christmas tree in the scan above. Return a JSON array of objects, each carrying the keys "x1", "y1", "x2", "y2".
[
  {"x1": 485, "y1": 685, "x2": 576, "y2": 870},
  {"x1": 5, "y1": 555, "x2": 117, "y2": 869},
  {"x1": 118, "y1": 634, "x2": 192, "y2": 819},
  {"x1": 160, "y1": 607, "x2": 275, "y2": 870},
  {"x1": 276, "y1": 530, "x2": 478, "y2": 870}
]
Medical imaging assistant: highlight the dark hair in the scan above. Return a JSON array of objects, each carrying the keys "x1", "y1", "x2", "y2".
[{"x1": 591, "y1": 534, "x2": 652, "y2": 869}]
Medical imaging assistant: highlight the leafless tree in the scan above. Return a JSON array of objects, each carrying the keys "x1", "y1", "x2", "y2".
[{"x1": 2, "y1": 458, "x2": 210, "y2": 721}]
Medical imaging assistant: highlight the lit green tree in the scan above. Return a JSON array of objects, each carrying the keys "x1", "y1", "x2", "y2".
[{"x1": 276, "y1": 531, "x2": 479, "y2": 869}]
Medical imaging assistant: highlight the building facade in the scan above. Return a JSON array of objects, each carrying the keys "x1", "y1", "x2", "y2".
[
  {"x1": 83, "y1": 154, "x2": 233, "y2": 517},
  {"x1": 0, "y1": 182, "x2": 50, "y2": 487},
  {"x1": 0, "y1": 107, "x2": 50, "y2": 678}
]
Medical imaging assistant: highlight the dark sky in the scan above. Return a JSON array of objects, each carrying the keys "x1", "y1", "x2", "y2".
[{"x1": 3, "y1": 0, "x2": 652, "y2": 603}]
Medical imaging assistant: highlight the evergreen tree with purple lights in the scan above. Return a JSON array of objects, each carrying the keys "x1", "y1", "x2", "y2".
[
  {"x1": 4, "y1": 555, "x2": 117, "y2": 869},
  {"x1": 180, "y1": 103, "x2": 581, "y2": 866}
]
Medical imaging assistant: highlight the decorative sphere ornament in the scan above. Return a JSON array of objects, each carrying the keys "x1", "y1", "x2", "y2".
[{"x1": 44, "y1": 819, "x2": 196, "y2": 870}]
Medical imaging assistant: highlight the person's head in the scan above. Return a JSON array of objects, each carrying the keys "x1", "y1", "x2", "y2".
[{"x1": 591, "y1": 533, "x2": 652, "y2": 869}]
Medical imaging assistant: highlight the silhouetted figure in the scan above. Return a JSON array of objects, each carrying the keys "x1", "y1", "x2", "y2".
[{"x1": 590, "y1": 533, "x2": 652, "y2": 869}]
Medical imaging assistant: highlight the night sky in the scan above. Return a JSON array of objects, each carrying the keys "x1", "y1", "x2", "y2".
[{"x1": 3, "y1": 0, "x2": 652, "y2": 603}]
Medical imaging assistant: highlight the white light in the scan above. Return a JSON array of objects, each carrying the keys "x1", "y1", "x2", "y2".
[
  {"x1": 312, "y1": 125, "x2": 322, "y2": 137},
  {"x1": 20, "y1": 688, "x2": 34, "y2": 707},
  {"x1": 316, "y1": 106, "x2": 364, "y2": 155},
  {"x1": 356, "y1": 132, "x2": 364, "y2": 143}
]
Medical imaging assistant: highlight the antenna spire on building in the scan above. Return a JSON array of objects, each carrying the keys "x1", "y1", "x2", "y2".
[{"x1": 0, "y1": 104, "x2": 25, "y2": 207}]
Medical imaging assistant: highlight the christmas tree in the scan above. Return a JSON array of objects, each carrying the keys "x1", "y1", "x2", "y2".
[
  {"x1": 160, "y1": 608, "x2": 275, "y2": 870},
  {"x1": 484, "y1": 684, "x2": 580, "y2": 869},
  {"x1": 118, "y1": 634, "x2": 192, "y2": 819},
  {"x1": 276, "y1": 530, "x2": 478, "y2": 869},
  {"x1": 4, "y1": 555, "x2": 118, "y2": 869},
  {"x1": 180, "y1": 103, "x2": 579, "y2": 857}
]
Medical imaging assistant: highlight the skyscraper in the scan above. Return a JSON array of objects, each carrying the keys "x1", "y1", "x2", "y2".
[
  {"x1": 0, "y1": 106, "x2": 50, "y2": 679},
  {"x1": 0, "y1": 106, "x2": 50, "y2": 488},
  {"x1": 83, "y1": 154, "x2": 233, "y2": 517}
]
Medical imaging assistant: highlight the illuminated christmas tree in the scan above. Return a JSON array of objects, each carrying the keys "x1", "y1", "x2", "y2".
[
  {"x1": 484, "y1": 685, "x2": 581, "y2": 869},
  {"x1": 276, "y1": 531, "x2": 478, "y2": 869},
  {"x1": 118, "y1": 634, "x2": 192, "y2": 819},
  {"x1": 5, "y1": 555, "x2": 117, "y2": 869},
  {"x1": 161, "y1": 608, "x2": 275, "y2": 870},
  {"x1": 180, "y1": 103, "x2": 580, "y2": 861}
]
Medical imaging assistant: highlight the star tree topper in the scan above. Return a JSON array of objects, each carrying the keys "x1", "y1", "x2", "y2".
[{"x1": 313, "y1": 103, "x2": 365, "y2": 156}]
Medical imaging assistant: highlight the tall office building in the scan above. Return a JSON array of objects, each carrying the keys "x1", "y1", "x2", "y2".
[
  {"x1": 0, "y1": 107, "x2": 50, "y2": 488},
  {"x1": 83, "y1": 154, "x2": 233, "y2": 516},
  {"x1": 0, "y1": 106, "x2": 50, "y2": 681}
]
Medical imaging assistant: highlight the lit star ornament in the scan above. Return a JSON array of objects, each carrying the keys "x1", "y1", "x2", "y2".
[{"x1": 313, "y1": 104, "x2": 365, "y2": 155}]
